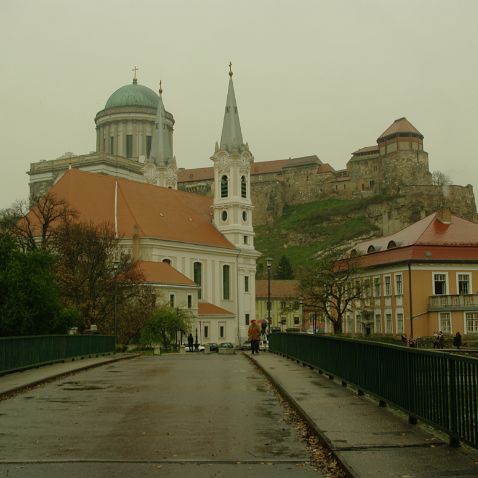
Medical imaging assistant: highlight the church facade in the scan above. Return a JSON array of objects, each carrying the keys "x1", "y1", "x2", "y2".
[{"x1": 29, "y1": 68, "x2": 259, "y2": 345}]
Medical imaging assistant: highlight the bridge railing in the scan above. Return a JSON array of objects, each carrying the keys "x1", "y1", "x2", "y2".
[
  {"x1": 269, "y1": 333, "x2": 478, "y2": 449},
  {"x1": 0, "y1": 335, "x2": 115, "y2": 375}
]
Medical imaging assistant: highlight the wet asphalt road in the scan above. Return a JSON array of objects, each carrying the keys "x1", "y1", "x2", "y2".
[{"x1": 0, "y1": 354, "x2": 322, "y2": 477}]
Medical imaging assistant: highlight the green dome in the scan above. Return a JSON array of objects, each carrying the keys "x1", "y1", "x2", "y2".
[{"x1": 105, "y1": 82, "x2": 159, "y2": 109}]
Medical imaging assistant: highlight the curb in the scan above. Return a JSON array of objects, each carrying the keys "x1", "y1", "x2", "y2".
[
  {"x1": 244, "y1": 351, "x2": 357, "y2": 478},
  {"x1": 0, "y1": 353, "x2": 142, "y2": 399}
]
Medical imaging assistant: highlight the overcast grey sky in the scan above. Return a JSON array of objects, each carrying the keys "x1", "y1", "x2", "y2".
[{"x1": 1, "y1": 0, "x2": 477, "y2": 210}]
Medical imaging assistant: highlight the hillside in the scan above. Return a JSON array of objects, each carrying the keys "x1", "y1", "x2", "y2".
[{"x1": 255, "y1": 197, "x2": 385, "y2": 277}]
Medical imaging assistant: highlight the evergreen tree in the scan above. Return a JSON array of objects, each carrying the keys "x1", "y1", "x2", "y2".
[{"x1": 274, "y1": 255, "x2": 294, "y2": 279}]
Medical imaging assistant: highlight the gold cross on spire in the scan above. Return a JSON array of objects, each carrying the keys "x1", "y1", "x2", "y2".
[
  {"x1": 132, "y1": 66, "x2": 139, "y2": 84},
  {"x1": 229, "y1": 61, "x2": 233, "y2": 77},
  {"x1": 159, "y1": 80, "x2": 163, "y2": 94}
]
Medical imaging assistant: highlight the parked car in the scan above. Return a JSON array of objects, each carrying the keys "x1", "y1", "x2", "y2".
[
  {"x1": 184, "y1": 344, "x2": 205, "y2": 352},
  {"x1": 209, "y1": 342, "x2": 219, "y2": 352},
  {"x1": 240, "y1": 341, "x2": 252, "y2": 350},
  {"x1": 219, "y1": 342, "x2": 234, "y2": 349}
]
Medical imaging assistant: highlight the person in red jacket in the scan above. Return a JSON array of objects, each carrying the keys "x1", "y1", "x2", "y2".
[{"x1": 248, "y1": 320, "x2": 261, "y2": 354}]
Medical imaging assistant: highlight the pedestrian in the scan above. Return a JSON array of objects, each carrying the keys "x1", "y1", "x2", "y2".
[
  {"x1": 438, "y1": 331, "x2": 444, "y2": 349},
  {"x1": 432, "y1": 331, "x2": 439, "y2": 349},
  {"x1": 453, "y1": 331, "x2": 462, "y2": 349},
  {"x1": 261, "y1": 319, "x2": 268, "y2": 339},
  {"x1": 187, "y1": 333, "x2": 194, "y2": 352},
  {"x1": 248, "y1": 319, "x2": 261, "y2": 354}
]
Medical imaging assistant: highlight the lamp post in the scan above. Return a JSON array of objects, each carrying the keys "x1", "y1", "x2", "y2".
[
  {"x1": 299, "y1": 296, "x2": 304, "y2": 332},
  {"x1": 266, "y1": 257, "x2": 272, "y2": 334},
  {"x1": 112, "y1": 260, "x2": 119, "y2": 352}
]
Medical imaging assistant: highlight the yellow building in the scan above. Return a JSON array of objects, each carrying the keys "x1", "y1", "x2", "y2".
[
  {"x1": 347, "y1": 210, "x2": 478, "y2": 339},
  {"x1": 255, "y1": 280, "x2": 303, "y2": 331}
]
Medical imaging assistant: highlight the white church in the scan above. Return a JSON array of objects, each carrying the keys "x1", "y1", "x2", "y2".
[{"x1": 30, "y1": 67, "x2": 260, "y2": 345}]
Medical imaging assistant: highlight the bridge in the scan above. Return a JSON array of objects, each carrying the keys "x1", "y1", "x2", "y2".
[{"x1": 1, "y1": 336, "x2": 478, "y2": 477}]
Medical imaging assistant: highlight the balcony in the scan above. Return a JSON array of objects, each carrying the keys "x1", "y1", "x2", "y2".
[{"x1": 428, "y1": 294, "x2": 478, "y2": 311}]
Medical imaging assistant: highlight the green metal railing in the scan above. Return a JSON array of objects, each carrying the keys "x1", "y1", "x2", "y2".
[
  {"x1": 0, "y1": 335, "x2": 115, "y2": 375},
  {"x1": 269, "y1": 333, "x2": 478, "y2": 449}
]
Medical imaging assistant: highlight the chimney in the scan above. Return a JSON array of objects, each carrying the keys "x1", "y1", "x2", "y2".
[{"x1": 436, "y1": 208, "x2": 452, "y2": 225}]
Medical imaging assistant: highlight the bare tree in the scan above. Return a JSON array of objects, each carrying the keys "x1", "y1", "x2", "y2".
[
  {"x1": 432, "y1": 170, "x2": 452, "y2": 187},
  {"x1": 299, "y1": 247, "x2": 363, "y2": 334},
  {"x1": 2, "y1": 192, "x2": 77, "y2": 251}
]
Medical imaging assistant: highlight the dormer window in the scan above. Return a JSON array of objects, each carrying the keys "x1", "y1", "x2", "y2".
[
  {"x1": 367, "y1": 245, "x2": 376, "y2": 254},
  {"x1": 387, "y1": 240, "x2": 397, "y2": 249}
]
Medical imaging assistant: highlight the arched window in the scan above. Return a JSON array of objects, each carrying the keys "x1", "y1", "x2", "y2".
[
  {"x1": 367, "y1": 245, "x2": 376, "y2": 254},
  {"x1": 194, "y1": 262, "x2": 202, "y2": 299},
  {"x1": 221, "y1": 175, "x2": 228, "y2": 198},
  {"x1": 387, "y1": 240, "x2": 397, "y2": 250},
  {"x1": 223, "y1": 264, "x2": 230, "y2": 300},
  {"x1": 241, "y1": 176, "x2": 247, "y2": 198},
  {"x1": 162, "y1": 258, "x2": 171, "y2": 265}
]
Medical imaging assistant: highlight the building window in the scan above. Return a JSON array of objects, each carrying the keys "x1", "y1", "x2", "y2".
[
  {"x1": 223, "y1": 264, "x2": 230, "y2": 300},
  {"x1": 219, "y1": 325, "x2": 225, "y2": 338},
  {"x1": 385, "y1": 313, "x2": 392, "y2": 333},
  {"x1": 169, "y1": 294, "x2": 175, "y2": 308},
  {"x1": 126, "y1": 134, "x2": 133, "y2": 158},
  {"x1": 243, "y1": 236, "x2": 248, "y2": 245},
  {"x1": 439, "y1": 312, "x2": 452, "y2": 334},
  {"x1": 221, "y1": 210, "x2": 228, "y2": 221},
  {"x1": 384, "y1": 276, "x2": 391, "y2": 296},
  {"x1": 221, "y1": 175, "x2": 228, "y2": 198},
  {"x1": 245, "y1": 314, "x2": 250, "y2": 325},
  {"x1": 396, "y1": 313, "x2": 404, "y2": 334},
  {"x1": 355, "y1": 311, "x2": 361, "y2": 334},
  {"x1": 374, "y1": 277, "x2": 381, "y2": 297},
  {"x1": 465, "y1": 312, "x2": 478, "y2": 333},
  {"x1": 346, "y1": 312, "x2": 353, "y2": 333},
  {"x1": 187, "y1": 294, "x2": 192, "y2": 309},
  {"x1": 110, "y1": 136, "x2": 114, "y2": 154},
  {"x1": 294, "y1": 316, "x2": 300, "y2": 325},
  {"x1": 146, "y1": 135, "x2": 152, "y2": 158},
  {"x1": 194, "y1": 262, "x2": 202, "y2": 300},
  {"x1": 395, "y1": 274, "x2": 403, "y2": 295},
  {"x1": 458, "y1": 273, "x2": 471, "y2": 295},
  {"x1": 364, "y1": 278, "x2": 371, "y2": 298},
  {"x1": 434, "y1": 273, "x2": 447, "y2": 295},
  {"x1": 244, "y1": 276, "x2": 249, "y2": 292},
  {"x1": 204, "y1": 325, "x2": 209, "y2": 338},
  {"x1": 242, "y1": 211, "x2": 247, "y2": 221},
  {"x1": 241, "y1": 176, "x2": 247, "y2": 198},
  {"x1": 162, "y1": 258, "x2": 171, "y2": 265},
  {"x1": 374, "y1": 313, "x2": 381, "y2": 333}
]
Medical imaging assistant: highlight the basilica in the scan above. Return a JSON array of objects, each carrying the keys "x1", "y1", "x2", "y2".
[{"x1": 31, "y1": 67, "x2": 260, "y2": 345}]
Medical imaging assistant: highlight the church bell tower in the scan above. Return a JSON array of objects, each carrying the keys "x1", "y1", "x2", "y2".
[{"x1": 211, "y1": 65, "x2": 255, "y2": 250}]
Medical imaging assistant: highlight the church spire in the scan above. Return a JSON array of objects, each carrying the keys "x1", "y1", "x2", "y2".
[
  {"x1": 150, "y1": 82, "x2": 172, "y2": 167},
  {"x1": 220, "y1": 63, "x2": 244, "y2": 153}
]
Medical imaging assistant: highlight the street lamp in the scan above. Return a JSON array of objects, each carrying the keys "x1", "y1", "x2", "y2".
[
  {"x1": 299, "y1": 296, "x2": 304, "y2": 332},
  {"x1": 112, "y1": 260, "x2": 119, "y2": 351},
  {"x1": 266, "y1": 257, "x2": 272, "y2": 334}
]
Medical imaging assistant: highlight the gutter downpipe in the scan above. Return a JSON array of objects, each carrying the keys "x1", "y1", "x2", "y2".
[{"x1": 408, "y1": 262, "x2": 414, "y2": 339}]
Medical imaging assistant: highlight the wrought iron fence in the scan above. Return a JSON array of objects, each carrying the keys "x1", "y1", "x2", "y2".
[
  {"x1": 269, "y1": 333, "x2": 478, "y2": 449},
  {"x1": 0, "y1": 335, "x2": 115, "y2": 375}
]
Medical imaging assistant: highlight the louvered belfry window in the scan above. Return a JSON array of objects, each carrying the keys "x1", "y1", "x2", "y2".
[{"x1": 221, "y1": 175, "x2": 228, "y2": 198}]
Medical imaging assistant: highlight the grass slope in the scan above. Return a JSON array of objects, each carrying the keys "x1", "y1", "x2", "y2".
[{"x1": 255, "y1": 197, "x2": 382, "y2": 275}]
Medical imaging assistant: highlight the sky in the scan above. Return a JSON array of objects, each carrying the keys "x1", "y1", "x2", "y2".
[{"x1": 1, "y1": 0, "x2": 478, "y2": 209}]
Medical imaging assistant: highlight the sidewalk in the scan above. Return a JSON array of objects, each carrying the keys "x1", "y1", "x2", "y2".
[
  {"x1": 0, "y1": 353, "x2": 139, "y2": 398},
  {"x1": 250, "y1": 352, "x2": 478, "y2": 478}
]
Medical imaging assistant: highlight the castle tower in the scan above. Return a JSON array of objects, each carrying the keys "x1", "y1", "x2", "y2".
[
  {"x1": 377, "y1": 117, "x2": 431, "y2": 188},
  {"x1": 211, "y1": 65, "x2": 255, "y2": 250},
  {"x1": 144, "y1": 82, "x2": 178, "y2": 189}
]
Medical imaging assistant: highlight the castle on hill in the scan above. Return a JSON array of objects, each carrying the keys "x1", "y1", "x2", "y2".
[{"x1": 28, "y1": 73, "x2": 476, "y2": 236}]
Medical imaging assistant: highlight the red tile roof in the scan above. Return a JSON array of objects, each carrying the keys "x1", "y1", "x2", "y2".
[
  {"x1": 198, "y1": 302, "x2": 234, "y2": 317},
  {"x1": 255, "y1": 280, "x2": 299, "y2": 298},
  {"x1": 378, "y1": 117, "x2": 423, "y2": 141},
  {"x1": 352, "y1": 145, "x2": 379, "y2": 155},
  {"x1": 44, "y1": 169, "x2": 235, "y2": 249},
  {"x1": 177, "y1": 167, "x2": 214, "y2": 183},
  {"x1": 354, "y1": 212, "x2": 478, "y2": 267},
  {"x1": 138, "y1": 261, "x2": 196, "y2": 286}
]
